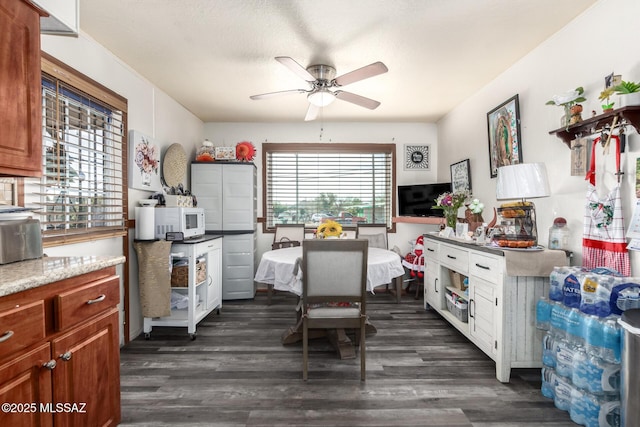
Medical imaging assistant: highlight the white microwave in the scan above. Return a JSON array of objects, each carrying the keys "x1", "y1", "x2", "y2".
[{"x1": 154, "y1": 207, "x2": 205, "y2": 240}]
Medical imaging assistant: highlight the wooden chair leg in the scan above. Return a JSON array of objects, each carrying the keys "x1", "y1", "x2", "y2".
[
  {"x1": 360, "y1": 317, "x2": 366, "y2": 381},
  {"x1": 414, "y1": 276, "x2": 423, "y2": 300},
  {"x1": 267, "y1": 283, "x2": 273, "y2": 305}
]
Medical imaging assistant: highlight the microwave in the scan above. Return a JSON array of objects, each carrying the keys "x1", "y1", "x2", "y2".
[{"x1": 154, "y1": 207, "x2": 205, "y2": 240}]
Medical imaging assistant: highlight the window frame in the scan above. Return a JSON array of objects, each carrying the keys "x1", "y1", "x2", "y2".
[
  {"x1": 261, "y1": 142, "x2": 396, "y2": 234},
  {"x1": 29, "y1": 52, "x2": 129, "y2": 247}
]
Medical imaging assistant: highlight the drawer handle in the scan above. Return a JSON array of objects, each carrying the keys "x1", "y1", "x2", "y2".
[
  {"x1": 43, "y1": 360, "x2": 57, "y2": 370},
  {"x1": 59, "y1": 351, "x2": 73, "y2": 361},
  {"x1": 446, "y1": 255, "x2": 457, "y2": 260},
  {"x1": 86, "y1": 294, "x2": 106, "y2": 305},
  {"x1": 434, "y1": 277, "x2": 438, "y2": 293},
  {"x1": 427, "y1": 248, "x2": 435, "y2": 252},
  {"x1": 0, "y1": 330, "x2": 14, "y2": 343},
  {"x1": 475, "y1": 263, "x2": 490, "y2": 270}
]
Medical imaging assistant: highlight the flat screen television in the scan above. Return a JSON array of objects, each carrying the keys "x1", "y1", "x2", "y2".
[{"x1": 397, "y1": 182, "x2": 452, "y2": 217}]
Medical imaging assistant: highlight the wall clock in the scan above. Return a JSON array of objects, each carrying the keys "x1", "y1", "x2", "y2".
[{"x1": 404, "y1": 144, "x2": 430, "y2": 170}]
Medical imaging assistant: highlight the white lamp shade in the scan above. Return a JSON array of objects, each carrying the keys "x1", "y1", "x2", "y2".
[
  {"x1": 307, "y1": 90, "x2": 336, "y2": 107},
  {"x1": 496, "y1": 163, "x2": 551, "y2": 200}
]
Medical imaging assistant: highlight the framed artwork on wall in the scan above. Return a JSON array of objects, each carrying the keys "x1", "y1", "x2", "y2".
[
  {"x1": 487, "y1": 94, "x2": 522, "y2": 178},
  {"x1": 571, "y1": 137, "x2": 589, "y2": 177},
  {"x1": 404, "y1": 144, "x2": 430, "y2": 170},
  {"x1": 450, "y1": 159, "x2": 471, "y2": 193},
  {"x1": 129, "y1": 130, "x2": 162, "y2": 192}
]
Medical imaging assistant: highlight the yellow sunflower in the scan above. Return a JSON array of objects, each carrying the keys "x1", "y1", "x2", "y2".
[{"x1": 316, "y1": 220, "x2": 343, "y2": 238}]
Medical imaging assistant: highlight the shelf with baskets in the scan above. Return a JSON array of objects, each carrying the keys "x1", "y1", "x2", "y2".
[{"x1": 143, "y1": 236, "x2": 222, "y2": 340}]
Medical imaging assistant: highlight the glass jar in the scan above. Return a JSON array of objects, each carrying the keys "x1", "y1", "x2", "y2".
[
  {"x1": 195, "y1": 139, "x2": 215, "y2": 162},
  {"x1": 549, "y1": 218, "x2": 570, "y2": 250}
]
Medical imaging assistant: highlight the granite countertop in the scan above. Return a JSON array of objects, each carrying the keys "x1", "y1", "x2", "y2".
[{"x1": 0, "y1": 255, "x2": 126, "y2": 298}]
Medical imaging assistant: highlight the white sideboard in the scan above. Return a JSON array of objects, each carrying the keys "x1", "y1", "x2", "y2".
[{"x1": 423, "y1": 233, "x2": 568, "y2": 382}]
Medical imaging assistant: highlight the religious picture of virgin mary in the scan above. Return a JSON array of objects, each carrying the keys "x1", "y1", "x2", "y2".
[{"x1": 487, "y1": 94, "x2": 522, "y2": 178}]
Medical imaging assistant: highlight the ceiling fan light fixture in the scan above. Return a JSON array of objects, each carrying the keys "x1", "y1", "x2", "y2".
[{"x1": 307, "y1": 90, "x2": 336, "y2": 107}]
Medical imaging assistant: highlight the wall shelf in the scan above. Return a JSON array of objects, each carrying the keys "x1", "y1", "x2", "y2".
[
  {"x1": 549, "y1": 105, "x2": 640, "y2": 147},
  {"x1": 393, "y1": 216, "x2": 444, "y2": 225}
]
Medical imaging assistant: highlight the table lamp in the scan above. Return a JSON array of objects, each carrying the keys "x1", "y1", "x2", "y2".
[{"x1": 495, "y1": 163, "x2": 551, "y2": 246}]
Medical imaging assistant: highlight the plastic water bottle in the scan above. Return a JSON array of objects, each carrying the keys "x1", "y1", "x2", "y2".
[
  {"x1": 580, "y1": 274, "x2": 614, "y2": 318},
  {"x1": 572, "y1": 346, "x2": 589, "y2": 390},
  {"x1": 542, "y1": 332, "x2": 559, "y2": 368},
  {"x1": 536, "y1": 296, "x2": 552, "y2": 330},
  {"x1": 584, "y1": 315, "x2": 604, "y2": 358},
  {"x1": 586, "y1": 354, "x2": 620, "y2": 395},
  {"x1": 541, "y1": 366, "x2": 557, "y2": 400},
  {"x1": 564, "y1": 270, "x2": 584, "y2": 309},
  {"x1": 550, "y1": 267, "x2": 571, "y2": 302},
  {"x1": 554, "y1": 375, "x2": 573, "y2": 411},
  {"x1": 570, "y1": 386, "x2": 587, "y2": 426},
  {"x1": 550, "y1": 302, "x2": 569, "y2": 339},
  {"x1": 601, "y1": 318, "x2": 621, "y2": 364},
  {"x1": 556, "y1": 339, "x2": 576, "y2": 379},
  {"x1": 566, "y1": 308, "x2": 585, "y2": 345}
]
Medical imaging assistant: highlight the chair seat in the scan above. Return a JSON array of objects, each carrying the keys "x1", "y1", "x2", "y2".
[{"x1": 308, "y1": 307, "x2": 361, "y2": 319}]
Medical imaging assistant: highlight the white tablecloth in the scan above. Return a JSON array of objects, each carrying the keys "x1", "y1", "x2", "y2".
[{"x1": 254, "y1": 246, "x2": 405, "y2": 296}]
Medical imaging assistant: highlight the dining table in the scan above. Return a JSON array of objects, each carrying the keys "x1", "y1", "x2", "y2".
[{"x1": 254, "y1": 245, "x2": 406, "y2": 359}]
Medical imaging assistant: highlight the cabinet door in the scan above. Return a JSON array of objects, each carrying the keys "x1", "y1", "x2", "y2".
[
  {"x1": 51, "y1": 308, "x2": 120, "y2": 427},
  {"x1": 0, "y1": 343, "x2": 53, "y2": 427},
  {"x1": 0, "y1": 0, "x2": 43, "y2": 177},
  {"x1": 203, "y1": 240, "x2": 222, "y2": 311},
  {"x1": 469, "y1": 276, "x2": 496, "y2": 356},
  {"x1": 424, "y1": 259, "x2": 443, "y2": 310},
  {"x1": 191, "y1": 163, "x2": 223, "y2": 230}
]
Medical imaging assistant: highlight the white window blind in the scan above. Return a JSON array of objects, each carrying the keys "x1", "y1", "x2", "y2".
[
  {"x1": 264, "y1": 143, "x2": 395, "y2": 229},
  {"x1": 23, "y1": 57, "x2": 127, "y2": 245}
]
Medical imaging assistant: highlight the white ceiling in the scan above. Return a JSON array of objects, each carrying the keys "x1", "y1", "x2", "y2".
[{"x1": 78, "y1": 0, "x2": 596, "y2": 123}]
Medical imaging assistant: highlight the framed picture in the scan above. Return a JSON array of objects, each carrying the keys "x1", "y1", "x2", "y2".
[
  {"x1": 450, "y1": 159, "x2": 471, "y2": 193},
  {"x1": 404, "y1": 144, "x2": 430, "y2": 170},
  {"x1": 129, "y1": 130, "x2": 162, "y2": 192},
  {"x1": 487, "y1": 94, "x2": 522, "y2": 178},
  {"x1": 571, "y1": 137, "x2": 589, "y2": 177}
]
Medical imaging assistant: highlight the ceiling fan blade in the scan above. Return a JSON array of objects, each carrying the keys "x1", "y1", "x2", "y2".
[
  {"x1": 250, "y1": 89, "x2": 307, "y2": 100},
  {"x1": 275, "y1": 56, "x2": 316, "y2": 82},
  {"x1": 333, "y1": 61, "x2": 388, "y2": 87},
  {"x1": 304, "y1": 104, "x2": 319, "y2": 121},
  {"x1": 334, "y1": 91, "x2": 381, "y2": 110}
]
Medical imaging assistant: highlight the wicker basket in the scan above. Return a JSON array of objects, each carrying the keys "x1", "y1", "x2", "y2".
[{"x1": 171, "y1": 258, "x2": 207, "y2": 287}]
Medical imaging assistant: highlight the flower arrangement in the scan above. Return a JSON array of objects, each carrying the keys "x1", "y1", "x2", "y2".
[
  {"x1": 433, "y1": 190, "x2": 470, "y2": 229},
  {"x1": 134, "y1": 137, "x2": 159, "y2": 176},
  {"x1": 546, "y1": 86, "x2": 587, "y2": 126},
  {"x1": 316, "y1": 220, "x2": 343, "y2": 238},
  {"x1": 599, "y1": 87, "x2": 615, "y2": 111},
  {"x1": 468, "y1": 198, "x2": 484, "y2": 214}
]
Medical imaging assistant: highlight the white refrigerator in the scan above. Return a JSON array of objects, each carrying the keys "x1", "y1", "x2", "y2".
[{"x1": 191, "y1": 162, "x2": 257, "y2": 300}]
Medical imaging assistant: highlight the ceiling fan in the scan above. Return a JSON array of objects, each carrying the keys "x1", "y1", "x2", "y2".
[{"x1": 250, "y1": 56, "x2": 388, "y2": 121}]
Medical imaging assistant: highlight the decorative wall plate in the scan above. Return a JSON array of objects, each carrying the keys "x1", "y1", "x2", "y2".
[
  {"x1": 404, "y1": 144, "x2": 430, "y2": 170},
  {"x1": 162, "y1": 143, "x2": 187, "y2": 187}
]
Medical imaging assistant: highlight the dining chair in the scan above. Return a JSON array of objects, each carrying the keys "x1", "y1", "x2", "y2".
[
  {"x1": 301, "y1": 239, "x2": 368, "y2": 381},
  {"x1": 268, "y1": 224, "x2": 306, "y2": 304},
  {"x1": 355, "y1": 223, "x2": 388, "y2": 249}
]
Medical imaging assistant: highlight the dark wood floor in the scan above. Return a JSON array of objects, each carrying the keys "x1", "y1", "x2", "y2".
[{"x1": 119, "y1": 290, "x2": 575, "y2": 426}]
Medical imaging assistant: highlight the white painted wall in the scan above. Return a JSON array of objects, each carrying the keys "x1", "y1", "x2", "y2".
[
  {"x1": 40, "y1": 31, "x2": 204, "y2": 340},
  {"x1": 203, "y1": 122, "x2": 441, "y2": 259},
  {"x1": 437, "y1": 0, "x2": 640, "y2": 272}
]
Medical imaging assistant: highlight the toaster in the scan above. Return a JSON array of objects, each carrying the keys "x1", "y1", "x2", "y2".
[{"x1": 0, "y1": 218, "x2": 43, "y2": 264}]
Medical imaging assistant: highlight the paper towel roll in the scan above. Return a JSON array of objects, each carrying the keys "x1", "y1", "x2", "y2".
[{"x1": 135, "y1": 206, "x2": 156, "y2": 240}]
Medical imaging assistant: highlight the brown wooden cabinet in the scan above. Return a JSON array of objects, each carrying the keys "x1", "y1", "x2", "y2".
[
  {"x1": 0, "y1": 0, "x2": 44, "y2": 177},
  {"x1": 0, "y1": 268, "x2": 121, "y2": 426}
]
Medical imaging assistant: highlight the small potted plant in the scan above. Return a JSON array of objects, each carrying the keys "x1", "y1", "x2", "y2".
[
  {"x1": 599, "y1": 87, "x2": 616, "y2": 112},
  {"x1": 546, "y1": 87, "x2": 587, "y2": 127},
  {"x1": 613, "y1": 80, "x2": 640, "y2": 107}
]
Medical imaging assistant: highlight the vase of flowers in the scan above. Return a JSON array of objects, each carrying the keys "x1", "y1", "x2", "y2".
[
  {"x1": 316, "y1": 220, "x2": 343, "y2": 238},
  {"x1": 465, "y1": 198, "x2": 485, "y2": 232},
  {"x1": 546, "y1": 86, "x2": 587, "y2": 128},
  {"x1": 433, "y1": 191, "x2": 469, "y2": 229}
]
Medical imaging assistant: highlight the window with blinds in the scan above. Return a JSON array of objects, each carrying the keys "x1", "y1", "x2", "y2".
[
  {"x1": 263, "y1": 143, "x2": 396, "y2": 230},
  {"x1": 23, "y1": 54, "x2": 128, "y2": 245}
]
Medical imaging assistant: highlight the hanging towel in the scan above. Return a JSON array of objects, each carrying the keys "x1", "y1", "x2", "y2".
[{"x1": 582, "y1": 135, "x2": 630, "y2": 276}]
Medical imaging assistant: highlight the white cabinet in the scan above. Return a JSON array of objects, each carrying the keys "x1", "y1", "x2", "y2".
[
  {"x1": 423, "y1": 234, "x2": 564, "y2": 382},
  {"x1": 31, "y1": 0, "x2": 79, "y2": 35},
  {"x1": 143, "y1": 237, "x2": 222, "y2": 339},
  {"x1": 192, "y1": 162, "x2": 257, "y2": 300}
]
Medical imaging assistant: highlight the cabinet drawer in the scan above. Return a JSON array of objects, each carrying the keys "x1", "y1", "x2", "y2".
[
  {"x1": 0, "y1": 300, "x2": 45, "y2": 360},
  {"x1": 439, "y1": 244, "x2": 468, "y2": 274},
  {"x1": 55, "y1": 275, "x2": 119, "y2": 331},
  {"x1": 423, "y1": 238, "x2": 439, "y2": 259},
  {"x1": 469, "y1": 252, "x2": 503, "y2": 283}
]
